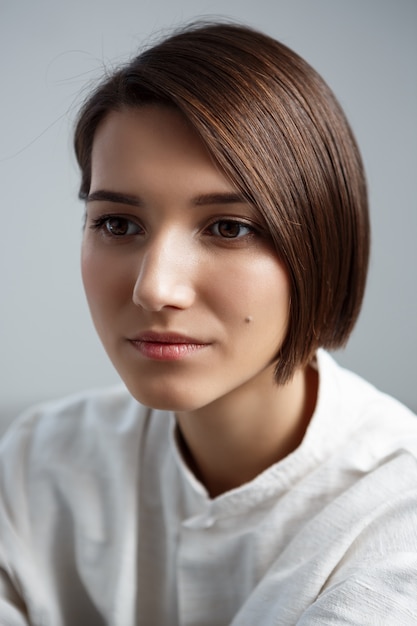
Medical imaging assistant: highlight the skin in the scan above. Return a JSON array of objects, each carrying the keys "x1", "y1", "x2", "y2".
[{"x1": 81, "y1": 106, "x2": 317, "y2": 496}]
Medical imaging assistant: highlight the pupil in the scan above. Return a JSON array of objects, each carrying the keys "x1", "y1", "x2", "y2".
[
  {"x1": 219, "y1": 221, "x2": 240, "y2": 238},
  {"x1": 108, "y1": 218, "x2": 127, "y2": 235}
]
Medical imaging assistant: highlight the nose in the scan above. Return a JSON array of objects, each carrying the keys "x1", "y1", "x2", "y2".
[{"x1": 132, "y1": 233, "x2": 196, "y2": 312}]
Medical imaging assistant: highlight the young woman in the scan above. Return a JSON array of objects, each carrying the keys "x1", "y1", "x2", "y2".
[{"x1": 1, "y1": 22, "x2": 416, "y2": 626}]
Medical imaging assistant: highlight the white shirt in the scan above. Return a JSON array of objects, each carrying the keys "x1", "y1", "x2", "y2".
[{"x1": 0, "y1": 351, "x2": 416, "y2": 625}]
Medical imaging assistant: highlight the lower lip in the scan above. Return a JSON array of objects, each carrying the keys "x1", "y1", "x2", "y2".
[{"x1": 129, "y1": 340, "x2": 209, "y2": 361}]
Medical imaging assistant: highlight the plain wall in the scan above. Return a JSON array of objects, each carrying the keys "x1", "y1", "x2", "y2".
[{"x1": 1, "y1": 0, "x2": 416, "y2": 431}]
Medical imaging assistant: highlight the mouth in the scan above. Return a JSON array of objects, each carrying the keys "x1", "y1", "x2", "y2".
[{"x1": 128, "y1": 331, "x2": 210, "y2": 361}]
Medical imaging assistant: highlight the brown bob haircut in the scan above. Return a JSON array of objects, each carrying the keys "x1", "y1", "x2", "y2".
[{"x1": 74, "y1": 22, "x2": 370, "y2": 384}]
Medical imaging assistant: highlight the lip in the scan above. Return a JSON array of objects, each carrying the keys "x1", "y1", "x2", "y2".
[{"x1": 128, "y1": 331, "x2": 210, "y2": 361}]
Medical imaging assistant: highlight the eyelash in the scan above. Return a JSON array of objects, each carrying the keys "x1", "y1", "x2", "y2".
[
  {"x1": 89, "y1": 215, "x2": 260, "y2": 241},
  {"x1": 206, "y1": 219, "x2": 258, "y2": 239},
  {"x1": 89, "y1": 215, "x2": 143, "y2": 237}
]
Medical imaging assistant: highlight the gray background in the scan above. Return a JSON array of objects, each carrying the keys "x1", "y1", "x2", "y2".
[{"x1": 1, "y1": 0, "x2": 416, "y2": 433}]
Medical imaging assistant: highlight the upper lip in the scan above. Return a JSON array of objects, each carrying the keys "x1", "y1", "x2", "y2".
[{"x1": 130, "y1": 331, "x2": 208, "y2": 344}]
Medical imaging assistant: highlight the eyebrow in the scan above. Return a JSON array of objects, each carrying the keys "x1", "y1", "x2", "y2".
[
  {"x1": 86, "y1": 190, "x2": 143, "y2": 207},
  {"x1": 86, "y1": 189, "x2": 247, "y2": 208},
  {"x1": 193, "y1": 192, "x2": 246, "y2": 206}
]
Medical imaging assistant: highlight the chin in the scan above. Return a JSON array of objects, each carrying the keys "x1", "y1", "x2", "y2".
[{"x1": 125, "y1": 381, "x2": 207, "y2": 413}]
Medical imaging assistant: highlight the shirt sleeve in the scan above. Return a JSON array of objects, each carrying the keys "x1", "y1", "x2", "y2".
[
  {"x1": 297, "y1": 491, "x2": 417, "y2": 626},
  {"x1": 297, "y1": 553, "x2": 417, "y2": 625}
]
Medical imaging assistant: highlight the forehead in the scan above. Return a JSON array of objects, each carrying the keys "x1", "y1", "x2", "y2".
[{"x1": 90, "y1": 106, "x2": 235, "y2": 193}]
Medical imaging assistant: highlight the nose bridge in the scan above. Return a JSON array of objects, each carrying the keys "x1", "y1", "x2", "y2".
[{"x1": 132, "y1": 228, "x2": 195, "y2": 311}]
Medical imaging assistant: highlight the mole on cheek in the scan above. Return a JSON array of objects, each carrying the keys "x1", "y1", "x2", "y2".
[{"x1": 244, "y1": 316, "x2": 253, "y2": 323}]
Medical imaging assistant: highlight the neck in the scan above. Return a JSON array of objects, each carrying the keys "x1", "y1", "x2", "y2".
[{"x1": 175, "y1": 363, "x2": 318, "y2": 498}]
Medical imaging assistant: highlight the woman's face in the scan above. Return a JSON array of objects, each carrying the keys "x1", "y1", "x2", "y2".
[{"x1": 81, "y1": 106, "x2": 290, "y2": 412}]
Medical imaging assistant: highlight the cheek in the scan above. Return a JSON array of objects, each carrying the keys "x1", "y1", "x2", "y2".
[
  {"x1": 81, "y1": 245, "x2": 100, "y2": 307},
  {"x1": 81, "y1": 245, "x2": 131, "y2": 315},
  {"x1": 206, "y1": 255, "x2": 290, "y2": 327}
]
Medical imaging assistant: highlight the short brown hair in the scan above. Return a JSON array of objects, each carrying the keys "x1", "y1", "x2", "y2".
[{"x1": 74, "y1": 22, "x2": 370, "y2": 383}]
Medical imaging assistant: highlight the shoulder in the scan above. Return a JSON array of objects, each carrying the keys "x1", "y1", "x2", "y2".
[
  {"x1": 0, "y1": 385, "x2": 170, "y2": 490},
  {"x1": 0, "y1": 386, "x2": 174, "y2": 548},
  {"x1": 7, "y1": 383, "x2": 142, "y2": 428},
  {"x1": 0, "y1": 387, "x2": 173, "y2": 622},
  {"x1": 301, "y1": 351, "x2": 417, "y2": 511},
  {"x1": 1, "y1": 385, "x2": 138, "y2": 451},
  {"x1": 314, "y1": 350, "x2": 417, "y2": 451}
]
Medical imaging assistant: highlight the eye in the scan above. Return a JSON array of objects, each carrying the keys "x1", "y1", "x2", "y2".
[
  {"x1": 209, "y1": 220, "x2": 254, "y2": 239},
  {"x1": 90, "y1": 215, "x2": 142, "y2": 237}
]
